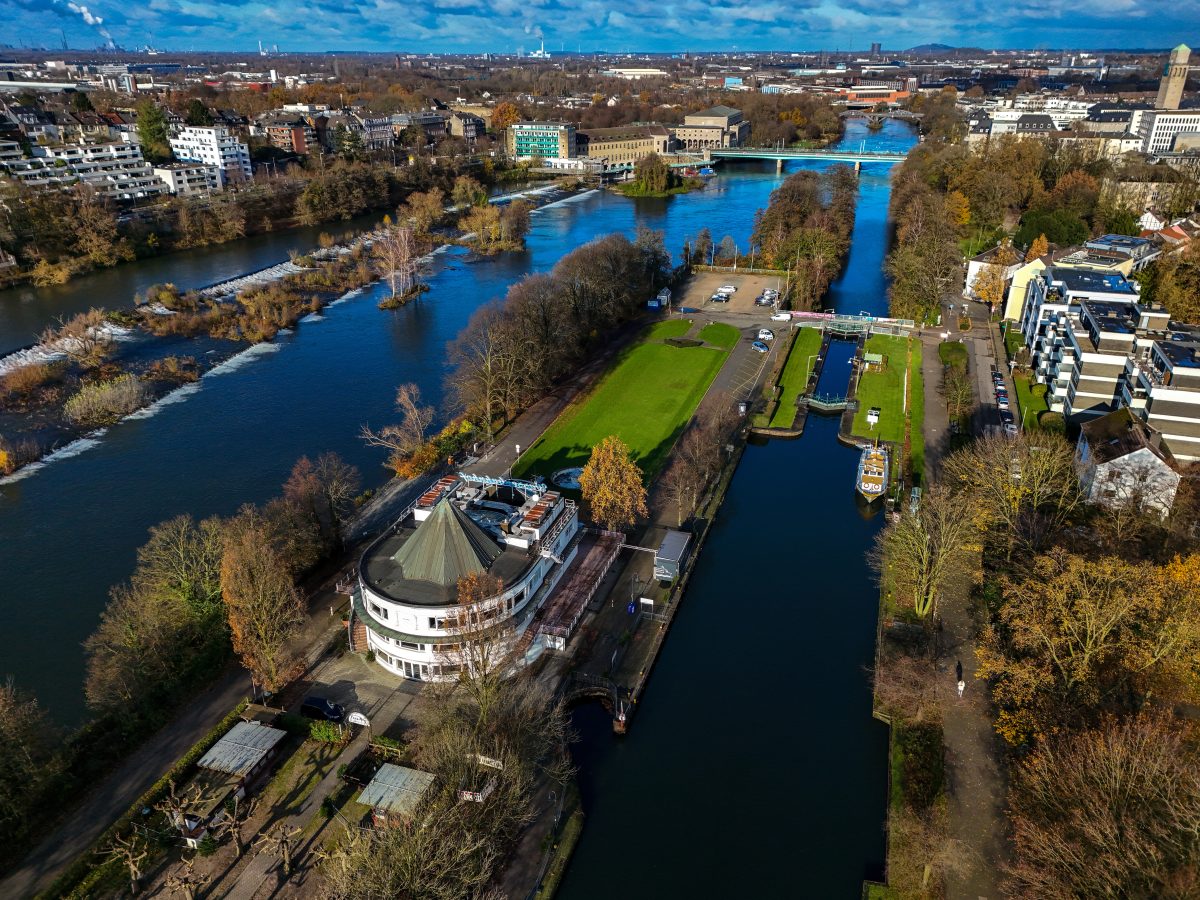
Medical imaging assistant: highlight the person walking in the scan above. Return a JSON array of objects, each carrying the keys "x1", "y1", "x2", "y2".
[
  {"x1": 957, "y1": 679, "x2": 966, "y2": 699},
  {"x1": 955, "y1": 659, "x2": 963, "y2": 682}
]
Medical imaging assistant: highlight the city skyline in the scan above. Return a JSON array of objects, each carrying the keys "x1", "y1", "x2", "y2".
[{"x1": 3, "y1": 0, "x2": 1197, "y2": 55}]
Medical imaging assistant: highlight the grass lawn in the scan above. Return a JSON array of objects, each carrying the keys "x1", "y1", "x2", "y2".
[
  {"x1": 1003, "y1": 325, "x2": 1024, "y2": 361},
  {"x1": 909, "y1": 348, "x2": 925, "y2": 482},
  {"x1": 644, "y1": 318, "x2": 693, "y2": 341},
  {"x1": 1013, "y1": 372, "x2": 1049, "y2": 430},
  {"x1": 937, "y1": 341, "x2": 967, "y2": 370},
  {"x1": 698, "y1": 322, "x2": 739, "y2": 350},
  {"x1": 513, "y1": 328, "x2": 729, "y2": 481},
  {"x1": 852, "y1": 335, "x2": 923, "y2": 451},
  {"x1": 770, "y1": 328, "x2": 823, "y2": 428}
]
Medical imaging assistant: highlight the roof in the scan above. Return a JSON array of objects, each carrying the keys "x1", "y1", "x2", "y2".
[
  {"x1": 357, "y1": 764, "x2": 435, "y2": 818},
  {"x1": 198, "y1": 722, "x2": 286, "y2": 777},
  {"x1": 1081, "y1": 408, "x2": 1172, "y2": 465},
  {"x1": 687, "y1": 105, "x2": 742, "y2": 118},
  {"x1": 392, "y1": 500, "x2": 503, "y2": 588},
  {"x1": 656, "y1": 530, "x2": 690, "y2": 562}
]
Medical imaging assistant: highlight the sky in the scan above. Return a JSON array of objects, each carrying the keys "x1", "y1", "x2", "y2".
[{"x1": 2, "y1": 0, "x2": 1196, "y2": 54}]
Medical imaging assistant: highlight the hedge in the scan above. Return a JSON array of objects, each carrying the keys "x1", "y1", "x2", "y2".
[{"x1": 41, "y1": 700, "x2": 250, "y2": 900}]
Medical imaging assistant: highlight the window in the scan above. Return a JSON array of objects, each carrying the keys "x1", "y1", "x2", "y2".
[
  {"x1": 400, "y1": 641, "x2": 424, "y2": 651},
  {"x1": 369, "y1": 603, "x2": 389, "y2": 621}
]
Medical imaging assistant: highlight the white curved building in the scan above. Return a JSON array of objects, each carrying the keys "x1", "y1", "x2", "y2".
[{"x1": 351, "y1": 474, "x2": 581, "y2": 681}]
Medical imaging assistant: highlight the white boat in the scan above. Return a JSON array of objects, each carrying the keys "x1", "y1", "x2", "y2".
[{"x1": 856, "y1": 445, "x2": 889, "y2": 501}]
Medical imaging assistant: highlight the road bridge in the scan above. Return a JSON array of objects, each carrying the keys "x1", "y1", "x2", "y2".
[{"x1": 703, "y1": 146, "x2": 908, "y2": 173}]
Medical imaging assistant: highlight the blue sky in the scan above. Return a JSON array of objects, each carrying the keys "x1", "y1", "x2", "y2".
[{"x1": 3, "y1": 0, "x2": 1196, "y2": 54}]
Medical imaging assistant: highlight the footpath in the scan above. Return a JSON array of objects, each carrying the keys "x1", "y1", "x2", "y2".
[{"x1": 918, "y1": 302, "x2": 1006, "y2": 900}]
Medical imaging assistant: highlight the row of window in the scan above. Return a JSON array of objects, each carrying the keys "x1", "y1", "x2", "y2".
[{"x1": 373, "y1": 650, "x2": 462, "y2": 680}]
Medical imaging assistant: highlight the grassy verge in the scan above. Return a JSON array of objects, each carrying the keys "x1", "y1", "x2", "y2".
[
  {"x1": 644, "y1": 318, "x2": 694, "y2": 341},
  {"x1": 937, "y1": 341, "x2": 967, "y2": 369},
  {"x1": 908, "y1": 344, "x2": 925, "y2": 483},
  {"x1": 852, "y1": 335, "x2": 922, "y2": 447},
  {"x1": 770, "y1": 328, "x2": 823, "y2": 428},
  {"x1": 698, "y1": 322, "x2": 739, "y2": 350},
  {"x1": 1004, "y1": 325, "x2": 1024, "y2": 360},
  {"x1": 1012, "y1": 373, "x2": 1049, "y2": 430},
  {"x1": 534, "y1": 804, "x2": 585, "y2": 898},
  {"x1": 513, "y1": 326, "x2": 729, "y2": 481}
]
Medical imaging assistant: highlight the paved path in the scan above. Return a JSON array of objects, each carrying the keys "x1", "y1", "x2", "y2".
[{"x1": 922, "y1": 300, "x2": 1006, "y2": 900}]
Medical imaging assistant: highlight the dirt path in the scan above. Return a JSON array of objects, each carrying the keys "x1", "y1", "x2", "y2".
[{"x1": 919, "y1": 305, "x2": 1007, "y2": 900}]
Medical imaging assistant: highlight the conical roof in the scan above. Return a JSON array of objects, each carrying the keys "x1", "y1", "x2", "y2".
[{"x1": 392, "y1": 500, "x2": 502, "y2": 587}]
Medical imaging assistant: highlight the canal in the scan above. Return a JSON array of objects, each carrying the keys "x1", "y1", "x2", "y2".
[{"x1": 557, "y1": 119, "x2": 916, "y2": 898}]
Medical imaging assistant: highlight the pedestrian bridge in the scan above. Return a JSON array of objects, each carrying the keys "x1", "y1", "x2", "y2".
[{"x1": 703, "y1": 147, "x2": 908, "y2": 165}]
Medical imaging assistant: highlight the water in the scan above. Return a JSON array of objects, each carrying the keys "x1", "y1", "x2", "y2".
[
  {"x1": 557, "y1": 119, "x2": 916, "y2": 899},
  {"x1": 0, "y1": 121, "x2": 908, "y2": 723}
]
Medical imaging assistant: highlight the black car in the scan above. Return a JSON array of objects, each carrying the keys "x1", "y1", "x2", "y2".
[
  {"x1": 999, "y1": 411, "x2": 1015, "y2": 425},
  {"x1": 300, "y1": 696, "x2": 346, "y2": 723}
]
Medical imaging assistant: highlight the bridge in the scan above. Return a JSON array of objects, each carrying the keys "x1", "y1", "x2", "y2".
[{"x1": 704, "y1": 147, "x2": 908, "y2": 168}]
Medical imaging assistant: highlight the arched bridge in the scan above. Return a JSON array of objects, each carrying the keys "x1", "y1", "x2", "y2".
[{"x1": 703, "y1": 147, "x2": 908, "y2": 165}]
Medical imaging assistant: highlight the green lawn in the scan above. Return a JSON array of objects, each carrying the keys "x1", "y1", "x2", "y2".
[
  {"x1": 770, "y1": 328, "x2": 823, "y2": 428},
  {"x1": 909, "y1": 348, "x2": 925, "y2": 482},
  {"x1": 852, "y1": 335, "x2": 922, "y2": 446},
  {"x1": 644, "y1": 318, "x2": 694, "y2": 341},
  {"x1": 698, "y1": 322, "x2": 739, "y2": 350},
  {"x1": 937, "y1": 341, "x2": 967, "y2": 370},
  {"x1": 513, "y1": 330, "x2": 729, "y2": 481},
  {"x1": 1013, "y1": 373, "x2": 1049, "y2": 430}
]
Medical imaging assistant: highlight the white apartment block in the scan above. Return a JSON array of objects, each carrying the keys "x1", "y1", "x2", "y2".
[
  {"x1": 1132, "y1": 109, "x2": 1200, "y2": 153},
  {"x1": 169, "y1": 125, "x2": 252, "y2": 186},
  {"x1": 153, "y1": 163, "x2": 222, "y2": 197},
  {"x1": 0, "y1": 141, "x2": 167, "y2": 200},
  {"x1": 1122, "y1": 334, "x2": 1200, "y2": 462}
]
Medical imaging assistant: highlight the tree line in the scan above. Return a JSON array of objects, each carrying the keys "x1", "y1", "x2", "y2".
[
  {"x1": 0, "y1": 452, "x2": 361, "y2": 870},
  {"x1": 873, "y1": 426, "x2": 1200, "y2": 896}
]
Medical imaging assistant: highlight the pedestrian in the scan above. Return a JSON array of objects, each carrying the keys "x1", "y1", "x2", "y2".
[
  {"x1": 955, "y1": 659, "x2": 963, "y2": 683},
  {"x1": 957, "y1": 679, "x2": 966, "y2": 699}
]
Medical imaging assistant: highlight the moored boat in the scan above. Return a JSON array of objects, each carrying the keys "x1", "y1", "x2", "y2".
[{"x1": 856, "y1": 445, "x2": 889, "y2": 501}]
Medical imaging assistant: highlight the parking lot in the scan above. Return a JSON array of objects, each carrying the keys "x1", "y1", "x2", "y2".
[{"x1": 678, "y1": 271, "x2": 787, "y2": 316}]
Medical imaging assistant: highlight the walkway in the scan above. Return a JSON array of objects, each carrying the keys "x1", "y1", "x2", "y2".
[{"x1": 919, "y1": 298, "x2": 1006, "y2": 900}]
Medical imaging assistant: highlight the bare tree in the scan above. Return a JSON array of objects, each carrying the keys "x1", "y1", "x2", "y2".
[
  {"x1": 102, "y1": 833, "x2": 149, "y2": 896},
  {"x1": 154, "y1": 778, "x2": 206, "y2": 836},
  {"x1": 212, "y1": 795, "x2": 258, "y2": 858},
  {"x1": 871, "y1": 651, "x2": 943, "y2": 724},
  {"x1": 373, "y1": 221, "x2": 420, "y2": 299},
  {"x1": 361, "y1": 382, "x2": 435, "y2": 460},
  {"x1": 254, "y1": 822, "x2": 303, "y2": 877},
  {"x1": 943, "y1": 365, "x2": 974, "y2": 420},
  {"x1": 438, "y1": 572, "x2": 515, "y2": 730},
  {"x1": 164, "y1": 858, "x2": 209, "y2": 900},
  {"x1": 40, "y1": 308, "x2": 112, "y2": 368}
]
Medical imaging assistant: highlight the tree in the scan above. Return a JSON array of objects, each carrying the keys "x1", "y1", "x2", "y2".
[
  {"x1": 945, "y1": 190, "x2": 971, "y2": 231},
  {"x1": 1025, "y1": 232, "x2": 1049, "y2": 262},
  {"x1": 103, "y1": 833, "x2": 150, "y2": 896},
  {"x1": 579, "y1": 436, "x2": 648, "y2": 533},
  {"x1": 631, "y1": 153, "x2": 676, "y2": 194},
  {"x1": 135, "y1": 100, "x2": 171, "y2": 162},
  {"x1": 221, "y1": 521, "x2": 304, "y2": 695},
  {"x1": 439, "y1": 572, "x2": 512, "y2": 729},
  {"x1": 254, "y1": 822, "x2": 303, "y2": 877},
  {"x1": 0, "y1": 680, "x2": 60, "y2": 843},
  {"x1": 40, "y1": 307, "x2": 113, "y2": 369},
  {"x1": 490, "y1": 101, "x2": 520, "y2": 134},
  {"x1": 1008, "y1": 714, "x2": 1200, "y2": 898},
  {"x1": 69, "y1": 90, "x2": 93, "y2": 112},
  {"x1": 452, "y1": 175, "x2": 487, "y2": 208},
  {"x1": 165, "y1": 858, "x2": 209, "y2": 900},
  {"x1": 185, "y1": 99, "x2": 213, "y2": 127},
  {"x1": 971, "y1": 245, "x2": 1017, "y2": 309},
  {"x1": 361, "y1": 382, "x2": 435, "y2": 467},
  {"x1": 448, "y1": 305, "x2": 523, "y2": 440},
  {"x1": 871, "y1": 484, "x2": 975, "y2": 619},
  {"x1": 372, "y1": 220, "x2": 420, "y2": 298},
  {"x1": 400, "y1": 187, "x2": 445, "y2": 237},
  {"x1": 283, "y1": 453, "x2": 361, "y2": 548}
]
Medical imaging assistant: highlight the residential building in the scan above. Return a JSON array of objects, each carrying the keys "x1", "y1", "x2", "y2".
[
  {"x1": 262, "y1": 117, "x2": 317, "y2": 154},
  {"x1": 0, "y1": 139, "x2": 22, "y2": 163},
  {"x1": 169, "y1": 125, "x2": 252, "y2": 186},
  {"x1": 506, "y1": 121, "x2": 576, "y2": 160},
  {"x1": 354, "y1": 113, "x2": 394, "y2": 150},
  {"x1": 448, "y1": 111, "x2": 485, "y2": 141},
  {"x1": 576, "y1": 124, "x2": 672, "y2": 166},
  {"x1": 153, "y1": 163, "x2": 222, "y2": 197},
  {"x1": 391, "y1": 112, "x2": 448, "y2": 142},
  {"x1": 963, "y1": 244, "x2": 1021, "y2": 300},
  {"x1": 1003, "y1": 242, "x2": 1144, "y2": 322},
  {"x1": 351, "y1": 474, "x2": 583, "y2": 681},
  {"x1": 0, "y1": 141, "x2": 168, "y2": 200},
  {"x1": 1123, "y1": 329, "x2": 1200, "y2": 461},
  {"x1": 1084, "y1": 234, "x2": 1158, "y2": 270},
  {"x1": 1077, "y1": 408, "x2": 1180, "y2": 516},
  {"x1": 1060, "y1": 299, "x2": 1165, "y2": 420},
  {"x1": 1155, "y1": 44, "x2": 1191, "y2": 110},
  {"x1": 672, "y1": 105, "x2": 750, "y2": 149}
]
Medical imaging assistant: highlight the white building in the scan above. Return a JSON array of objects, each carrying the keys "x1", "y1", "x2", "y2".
[
  {"x1": 153, "y1": 163, "x2": 221, "y2": 197},
  {"x1": 351, "y1": 474, "x2": 583, "y2": 682},
  {"x1": 1132, "y1": 109, "x2": 1200, "y2": 154},
  {"x1": 0, "y1": 141, "x2": 168, "y2": 200},
  {"x1": 169, "y1": 125, "x2": 252, "y2": 186},
  {"x1": 1077, "y1": 408, "x2": 1180, "y2": 517}
]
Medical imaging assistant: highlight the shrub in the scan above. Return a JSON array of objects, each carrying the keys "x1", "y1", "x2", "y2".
[
  {"x1": 278, "y1": 713, "x2": 312, "y2": 737},
  {"x1": 0, "y1": 362, "x2": 59, "y2": 399},
  {"x1": 63, "y1": 375, "x2": 151, "y2": 426},
  {"x1": 309, "y1": 720, "x2": 346, "y2": 744},
  {"x1": 321, "y1": 796, "x2": 336, "y2": 819},
  {"x1": 1037, "y1": 411, "x2": 1066, "y2": 434},
  {"x1": 196, "y1": 834, "x2": 218, "y2": 856}
]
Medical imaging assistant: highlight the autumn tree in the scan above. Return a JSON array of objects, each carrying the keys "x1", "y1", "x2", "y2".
[
  {"x1": 221, "y1": 520, "x2": 304, "y2": 695},
  {"x1": 1025, "y1": 232, "x2": 1049, "y2": 262},
  {"x1": 490, "y1": 101, "x2": 521, "y2": 134},
  {"x1": 580, "y1": 436, "x2": 648, "y2": 533},
  {"x1": 400, "y1": 187, "x2": 445, "y2": 237},
  {"x1": 282, "y1": 452, "x2": 361, "y2": 548},
  {"x1": 1008, "y1": 714, "x2": 1200, "y2": 897},
  {"x1": 971, "y1": 244, "x2": 1018, "y2": 309},
  {"x1": 451, "y1": 175, "x2": 487, "y2": 208},
  {"x1": 871, "y1": 484, "x2": 975, "y2": 619},
  {"x1": 448, "y1": 304, "x2": 523, "y2": 440},
  {"x1": 361, "y1": 382, "x2": 435, "y2": 471},
  {"x1": 372, "y1": 220, "x2": 420, "y2": 299},
  {"x1": 41, "y1": 307, "x2": 113, "y2": 369}
]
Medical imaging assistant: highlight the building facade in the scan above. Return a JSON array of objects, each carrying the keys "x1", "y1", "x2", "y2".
[
  {"x1": 169, "y1": 125, "x2": 252, "y2": 186},
  {"x1": 352, "y1": 475, "x2": 582, "y2": 681},
  {"x1": 506, "y1": 122, "x2": 576, "y2": 160},
  {"x1": 575, "y1": 125, "x2": 672, "y2": 166},
  {"x1": 0, "y1": 141, "x2": 168, "y2": 200},
  {"x1": 153, "y1": 163, "x2": 222, "y2": 196},
  {"x1": 1155, "y1": 44, "x2": 1191, "y2": 110},
  {"x1": 672, "y1": 105, "x2": 750, "y2": 149}
]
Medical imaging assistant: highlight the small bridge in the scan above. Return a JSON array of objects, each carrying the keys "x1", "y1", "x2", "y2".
[
  {"x1": 802, "y1": 393, "x2": 854, "y2": 413},
  {"x1": 704, "y1": 147, "x2": 908, "y2": 167}
]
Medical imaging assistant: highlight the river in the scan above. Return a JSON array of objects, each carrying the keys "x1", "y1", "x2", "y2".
[
  {"x1": 0, "y1": 122, "x2": 915, "y2": 894},
  {"x1": 557, "y1": 119, "x2": 916, "y2": 898}
]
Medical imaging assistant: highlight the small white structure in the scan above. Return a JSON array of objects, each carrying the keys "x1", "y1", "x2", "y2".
[
  {"x1": 654, "y1": 530, "x2": 691, "y2": 581},
  {"x1": 1077, "y1": 408, "x2": 1180, "y2": 517},
  {"x1": 357, "y1": 763, "x2": 435, "y2": 827}
]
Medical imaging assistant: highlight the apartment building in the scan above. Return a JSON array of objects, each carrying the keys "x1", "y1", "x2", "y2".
[
  {"x1": 506, "y1": 122, "x2": 576, "y2": 160},
  {"x1": 169, "y1": 125, "x2": 252, "y2": 186},
  {"x1": 1061, "y1": 299, "x2": 1168, "y2": 420},
  {"x1": 0, "y1": 141, "x2": 168, "y2": 200},
  {"x1": 153, "y1": 163, "x2": 222, "y2": 197},
  {"x1": 448, "y1": 111, "x2": 485, "y2": 141},
  {"x1": 1123, "y1": 330, "x2": 1200, "y2": 462}
]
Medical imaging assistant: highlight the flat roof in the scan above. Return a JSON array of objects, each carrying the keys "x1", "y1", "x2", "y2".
[
  {"x1": 357, "y1": 764, "x2": 435, "y2": 817},
  {"x1": 1046, "y1": 267, "x2": 1137, "y2": 295},
  {"x1": 198, "y1": 722, "x2": 286, "y2": 777},
  {"x1": 1157, "y1": 338, "x2": 1200, "y2": 369},
  {"x1": 1082, "y1": 299, "x2": 1136, "y2": 334}
]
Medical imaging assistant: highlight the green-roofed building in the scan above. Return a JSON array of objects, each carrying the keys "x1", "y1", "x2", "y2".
[{"x1": 354, "y1": 475, "x2": 582, "y2": 682}]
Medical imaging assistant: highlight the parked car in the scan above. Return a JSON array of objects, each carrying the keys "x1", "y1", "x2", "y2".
[
  {"x1": 751, "y1": 340, "x2": 769, "y2": 353},
  {"x1": 710, "y1": 293, "x2": 728, "y2": 303},
  {"x1": 300, "y1": 696, "x2": 346, "y2": 723},
  {"x1": 997, "y1": 398, "x2": 1010, "y2": 410},
  {"x1": 770, "y1": 312, "x2": 791, "y2": 322},
  {"x1": 764, "y1": 289, "x2": 779, "y2": 299},
  {"x1": 719, "y1": 284, "x2": 737, "y2": 294},
  {"x1": 1004, "y1": 423, "x2": 1019, "y2": 436},
  {"x1": 999, "y1": 410, "x2": 1015, "y2": 425},
  {"x1": 757, "y1": 329, "x2": 774, "y2": 341}
]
